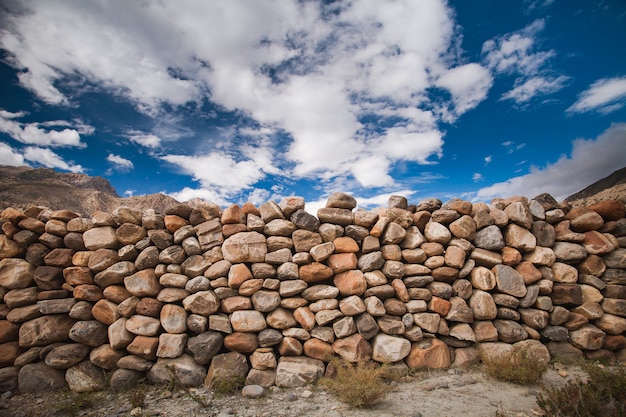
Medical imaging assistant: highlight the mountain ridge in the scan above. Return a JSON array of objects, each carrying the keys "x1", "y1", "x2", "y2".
[
  {"x1": 0, "y1": 164, "x2": 625, "y2": 216},
  {"x1": 0, "y1": 165, "x2": 179, "y2": 216}
]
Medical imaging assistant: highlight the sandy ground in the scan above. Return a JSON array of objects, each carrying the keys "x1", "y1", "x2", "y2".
[{"x1": 0, "y1": 364, "x2": 587, "y2": 417}]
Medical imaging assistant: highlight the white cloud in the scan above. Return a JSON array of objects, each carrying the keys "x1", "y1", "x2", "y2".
[
  {"x1": 476, "y1": 123, "x2": 626, "y2": 201},
  {"x1": 502, "y1": 141, "x2": 526, "y2": 154},
  {"x1": 0, "y1": 0, "x2": 494, "y2": 197},
  {"x1": 22, "y1": 146, "x2": 84, "y2": 173},
  {"x1": 0, "y1": 109, "x2": 87, "y2": 148},
  {"x1": 501, "y1": 75, "x2": 569, "y2": 104},
  {"x1": 484, "y1": 155, "x2": 492, "y2": 164},
  {"x1": 567, "y1": 76, "x2": 626, "y2": 114},
  {"x1": 435, "y1": 63, "x2": 493, "y2": 121},
  {"x1": 0, "y1": 142, "x2": 27, "y2": 166},
  {"x1": 106, "y1": 153, "x2": 134, "y2": 172},
  {"x1": 161, "y1": 146, "x2": 273, "y2": 193},
  {"x1": 125, "y1": 130, "x2": 162, "y2": 149},
  {"x1": 472, "y1": 173, "x2": 483, "y2": 182},
  {"x1": 167, "y1": 186, "x2": 231, "y2": 207},
  {"x1": 482, "y1": 19, "x2": 566, "y2": 103},
  {"x1": 482, "y1": 19, "x2": 551, "y2": 76}
]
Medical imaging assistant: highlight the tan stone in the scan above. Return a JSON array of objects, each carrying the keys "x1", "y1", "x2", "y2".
[
  {"x1": 91, "y1": 299, "x2": 120, "y2": 325},
  {"x1": 124, "y1": 269, "x2": 161, "y2": 297},
  {"x1": 127, "y1": 335, "x2": 159, "y2": 360},
  {"x1": 332, "y1": 333, "x2": 372, "y2": 363}
]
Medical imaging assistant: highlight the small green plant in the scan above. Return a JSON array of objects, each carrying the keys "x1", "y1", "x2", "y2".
[
  {"x1": 536, "y1": 363, "x2": 626, "y2": 417},
  {"x1": 318, "y1": 358, "x2": 390, "y2": 408},
  {"x1": 210, "y1": 374, "x2": 245, "y2": 397},
  {"x1": 482, "y1": 347, "x2": 548, "y2": 385},
  {"x1": 52, "y1": 391, "x2": 101, "y2": 416},
  {"x1": 128, "y1": 385, "x2": 146, "y2": 409}
]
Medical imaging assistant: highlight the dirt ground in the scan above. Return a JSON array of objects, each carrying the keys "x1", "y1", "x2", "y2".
[{"x1": 0, "y1": 363, "x2": 588, "y2": 417}]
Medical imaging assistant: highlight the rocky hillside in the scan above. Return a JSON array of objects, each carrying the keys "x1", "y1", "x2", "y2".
[
  {"x1": 566, "y1": 166, "x2": 626, "y2": 206},
  {"x1": 0, "y1": 165, "x2": 179, "y2": 216}
]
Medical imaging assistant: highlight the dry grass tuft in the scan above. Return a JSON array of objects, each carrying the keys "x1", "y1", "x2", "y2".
[
  {"x1": 318, "y1": 358, "x2": 390, "y2": 408},
  {"x1": 482, "y1": 347, "x2": 548, "y2": 385},
  {"x1": 537, "y1": 363, "x2": 626, "y2": 417}
]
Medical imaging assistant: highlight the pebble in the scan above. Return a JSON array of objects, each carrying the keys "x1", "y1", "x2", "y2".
[{"x1": 242, "y1": 385, "x2": 265, "y2": 399}]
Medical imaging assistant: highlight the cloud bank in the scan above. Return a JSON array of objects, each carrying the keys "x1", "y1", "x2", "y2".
[
  {"x1": 0, "y1": 0, "x2": 496, "y2": 201},
  {"x1": 476, "y1": 123, "x2": 626, "y2": 201}
]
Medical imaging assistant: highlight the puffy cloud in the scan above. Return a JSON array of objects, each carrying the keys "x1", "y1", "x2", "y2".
[
  {"x1": 22, "y1": 146, "x2": 84, "y2": 173},
  {"x1": 125, "y1": 131, "x2": 162, "y2": 149},
  {"x1": 567, "y1": 76, "x2": 626, "y2": 114},
  {"x1": 0, "y1": 142, "x2": 27, "y2": 166},
  {"x1": 435, "y1": 63, "x2": 493, "y2": 121},
  {"x1": 161, "y1": 146, "x2": 273, "y2": 192},
  {"x1": 106, "y1": 153, "x2": 134, "y2": 172},
  {"x1": 476, "y1": 123, "x2": 626, "y2": 201},
  {"x1": 166, "y1": 186, "x2": 231, "y2": 208},
  {"x1": 0, "y1": 109, "x2": 87, "y2": 148}
]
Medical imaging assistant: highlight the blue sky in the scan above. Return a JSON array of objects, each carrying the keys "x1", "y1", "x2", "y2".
[{"x1": 1, "y1": 0, "x2": 625, "y2": 214}]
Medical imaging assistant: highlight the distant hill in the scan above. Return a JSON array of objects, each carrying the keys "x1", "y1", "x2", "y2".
[
  {"x1": 0, "y1": 165, "x2": 180, "y2": 216},
  {"x1": 1, "y1": 164, "x2": 625, "y2": 217},
  {"x1": 565, "y1": 166, "x2": 626, "y2": 206}
]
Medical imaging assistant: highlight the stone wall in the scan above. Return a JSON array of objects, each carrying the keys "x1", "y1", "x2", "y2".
[{"x1": 0, "y1": 192, "x2": 625, "y2": 393}]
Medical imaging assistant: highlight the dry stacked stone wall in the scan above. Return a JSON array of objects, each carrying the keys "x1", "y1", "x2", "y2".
[{"x1": 0, "y1": 192, "x2": 625, "y2": 393}]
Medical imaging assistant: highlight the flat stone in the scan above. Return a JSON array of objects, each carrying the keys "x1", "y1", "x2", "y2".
[
  {"x1": 274, "y1": 356, "x2": 325, "y2": 388},
  {"x1": 18, "y1": 315, "x2": 75, "y2": 348}
]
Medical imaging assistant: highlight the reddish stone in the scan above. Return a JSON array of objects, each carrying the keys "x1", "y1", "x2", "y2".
[
  {"x1": 406, "y1": 338, "x2": 451, "y2": 369},
  {"x1": 587, "y1": 200, "x2": 625, "y2": 221},
  {"x1": 428, "y1": 297, "x2": 451, "y2": 316},
  {"x1": 224, "y1": 332, "x2": 259, "y2": 353}
]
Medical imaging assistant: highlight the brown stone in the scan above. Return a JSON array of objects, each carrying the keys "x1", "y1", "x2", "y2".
[
  {"x1": 73, "y1": 284, "x2": 103, "y2": 302},
  {"x1": 583, "y1": 231, "x2": 614, "y2": 255},
  {"x1": 224, "y1": 332, "x2": 258, "y2": 353},
  {"x1": 552, "y1": 283, "x2": 583, "y2": 306},
  {"x1": 587, "y1": 200, "x2": 625, "y2": 221},
  {"x1": 127, "y1": 335, "x2": 159, "y2": 360},
  {"x1": 299, "y1": 262, "x2": 333, "y2": 283},
  {"x1": 63, "y1": 266, "x2": 93, "y2": 286},
  {"x1": 125, "y1": 269, "x2": 161, "y2": 297},
  {"x1": 406, "y1": 338, "x2": 451, "y2": 369}
]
